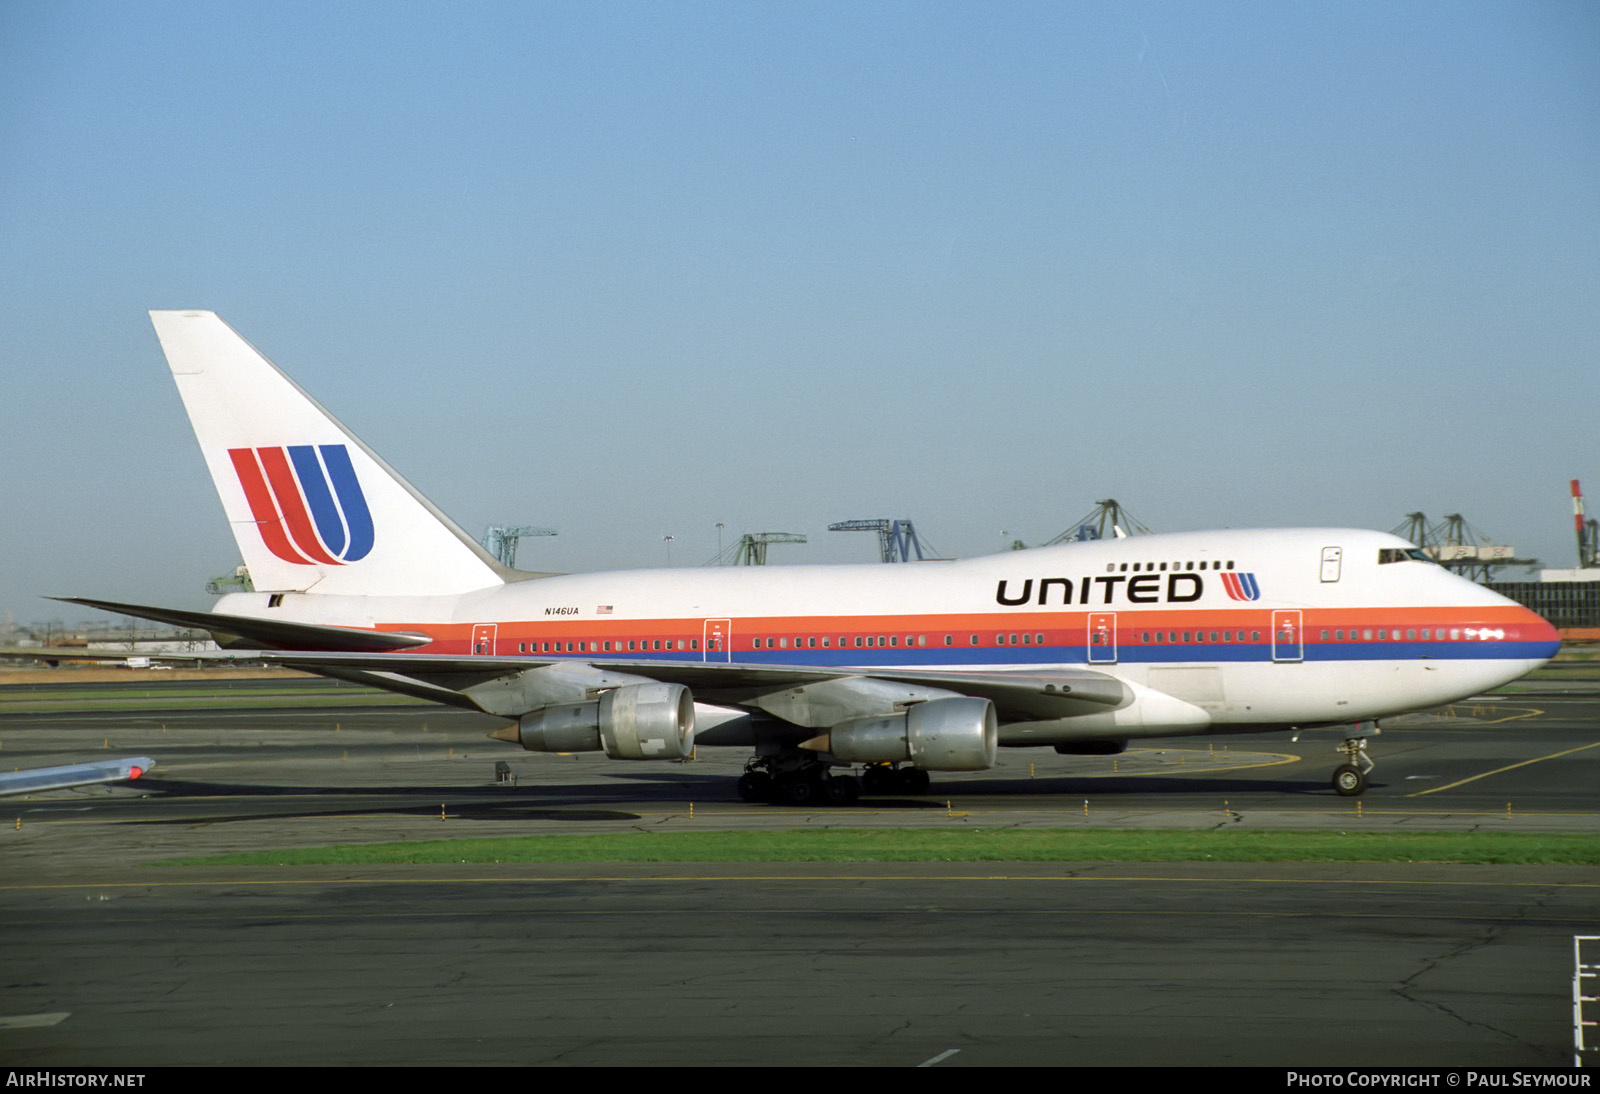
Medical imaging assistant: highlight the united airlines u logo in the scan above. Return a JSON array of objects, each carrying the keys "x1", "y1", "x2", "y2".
[
  {"x1": 228, "y1": 445, "x2": 375, "y2": 565},
  {"x1": 1220, "y1": 572, "x2": 1261, "y2": 601}
]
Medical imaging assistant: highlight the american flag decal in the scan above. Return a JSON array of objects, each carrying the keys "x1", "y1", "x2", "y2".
[{"x1": 596, "y1": 605, "x2": 613, "y2": 615}]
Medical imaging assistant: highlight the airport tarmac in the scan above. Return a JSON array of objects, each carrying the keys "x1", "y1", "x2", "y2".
[{"x1": 1, "y1": 676, "x2": 1597, "y2": 1066}]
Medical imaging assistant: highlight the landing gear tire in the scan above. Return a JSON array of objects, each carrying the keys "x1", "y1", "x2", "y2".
[
  {"x1": 1332, "y1": 764, "x2": 1366, "y2": 797},
  {"x1": 825, "y1": 774, "x2": 860, "y2": 806},
  {"x1": 897, "y1": 767, "x2": 931, "y2": 794},
  {"x1": 779, "y1": 774, "x2": 820, "y2": 806},
  {"x1": 737, "y1": 771, "x2": 773, "y2": 803},
  {"x1": 861, "y1": 765, "x2": 893, "y2": 794}
]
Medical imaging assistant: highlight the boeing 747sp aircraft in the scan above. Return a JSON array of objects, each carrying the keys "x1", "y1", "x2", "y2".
[{"x1": 65, "y1": 312, "x2": 1560, "y2": 803}]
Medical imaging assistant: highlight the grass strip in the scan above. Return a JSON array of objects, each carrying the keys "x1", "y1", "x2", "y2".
[{"x1": 153, "y1": 829, "x2": 1600, "y2": 867}]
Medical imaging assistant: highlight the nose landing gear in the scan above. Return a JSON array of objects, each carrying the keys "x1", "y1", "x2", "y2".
[{"x1": 1331, "y1": 728, "x2": 1377, "y2": 796}]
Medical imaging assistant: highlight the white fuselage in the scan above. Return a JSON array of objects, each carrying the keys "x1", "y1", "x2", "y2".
[{"x1": 218, "y1": 528, "x2": 1560, "y2": 744}]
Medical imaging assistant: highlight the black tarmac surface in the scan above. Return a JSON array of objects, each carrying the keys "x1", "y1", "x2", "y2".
[{"x1": 1, "y1": 675, "x2": 1596, "y2": 1066}]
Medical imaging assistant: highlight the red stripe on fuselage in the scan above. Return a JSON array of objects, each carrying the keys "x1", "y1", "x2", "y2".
[{"x1": 371, "y1": 604, "x2": 1548, "y2": 657}]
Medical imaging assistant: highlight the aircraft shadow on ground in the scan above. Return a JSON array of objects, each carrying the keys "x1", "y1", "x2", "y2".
[
  {"x1": 945, "y1": 774, "x2": 1359, "y2": 797},
  {"x1": 119, "y1": 771, "x2": 1358, "y2": 821}
]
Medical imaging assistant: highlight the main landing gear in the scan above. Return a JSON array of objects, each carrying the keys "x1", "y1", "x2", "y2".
[
  {"x1": 1331, "y1": 731, "x2": 1377, "y2": 797},
  {"x1": 736, "y1": 755, "x2": 931, "y2": 806}
]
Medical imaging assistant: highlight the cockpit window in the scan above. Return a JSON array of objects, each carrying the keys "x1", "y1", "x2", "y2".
[{"x1": 1379, "y1": 548, "x2": 1434, "y2": 564}]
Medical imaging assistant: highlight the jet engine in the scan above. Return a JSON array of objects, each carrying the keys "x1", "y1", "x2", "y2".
[
  {"x1": 819, "y1": 696, "x2": 997, "y2": 771},
  {"x1": 510, "y1": 682, "x2": 695, "y2": 760}
]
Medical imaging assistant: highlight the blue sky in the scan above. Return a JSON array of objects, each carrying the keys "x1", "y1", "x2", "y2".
[{"x1": 2, "y1": 1, "x2": 1596, "y2": 625}]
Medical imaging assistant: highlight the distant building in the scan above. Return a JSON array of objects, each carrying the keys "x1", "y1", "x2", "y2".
[{"x1": 1487, "y1": 568, "x2": 1600, "y2": 629}]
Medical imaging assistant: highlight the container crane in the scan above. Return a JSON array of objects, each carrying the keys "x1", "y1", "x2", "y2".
[{"x1": 827, "y1": 519, "x2": 936, "y2": 562}]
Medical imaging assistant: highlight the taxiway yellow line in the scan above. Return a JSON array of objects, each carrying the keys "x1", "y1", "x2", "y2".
[
  {"x1": 1431, "y1": 704, "x2": 1545, "y2": 725},
  {"x1": 1406, "y1": 739, "x2": 1600, "y2": 797}
]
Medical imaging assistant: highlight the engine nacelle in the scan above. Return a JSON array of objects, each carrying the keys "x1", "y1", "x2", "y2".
[
  {"x1": 512, "y1": 682, "x2": 695, "y2": 761},
  {"x1": 823, "y1": 696, "x2": 997, "y2": 771}
]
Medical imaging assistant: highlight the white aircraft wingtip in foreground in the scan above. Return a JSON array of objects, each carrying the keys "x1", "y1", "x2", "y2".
[
  {"x1": 70, "y1": 311, "x2": 1561, "y2": 802},
  {"x1": 0, "y1": 757, "x2": 155, "y2": 797}
]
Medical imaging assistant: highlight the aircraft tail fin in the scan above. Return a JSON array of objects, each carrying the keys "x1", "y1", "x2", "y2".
[{"x1": 150, "y1": 310, "x2": 508, "y2": 597}]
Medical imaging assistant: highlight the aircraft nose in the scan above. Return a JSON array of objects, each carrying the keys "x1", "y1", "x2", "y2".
[{"x1": 1512, "y1": 604, "x2": 1561, "y2": 662}]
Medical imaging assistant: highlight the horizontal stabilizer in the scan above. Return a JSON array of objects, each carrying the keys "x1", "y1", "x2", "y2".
[{"x1": 54, "y1": 598, "x2": 432, "y2": 652}]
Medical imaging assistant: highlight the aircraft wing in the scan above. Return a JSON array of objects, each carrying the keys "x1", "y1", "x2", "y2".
[
  {"x1": 233, "y1": 650, "x2": 1129, "y2": 723},
  {"x1": 0, "y1": 757, "x2": 156, "y2": 796},
  {"x1": 34, "y1": 596, "x2": 1129, "y2": 722}
]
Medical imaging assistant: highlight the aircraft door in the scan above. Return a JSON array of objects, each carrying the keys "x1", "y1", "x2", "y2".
[
  {"x1": 1087, "y1": 612, "x2": 1117, "y2": 663},
  {"x1": 471, "y1": 623, "x2": 497, "y2": 656},
  {"x1": 1320, "y1": 546, "x2": 1342, "y2": 582},
  {"x1": 702, "y1": 618, "x2": 732, "y2": 663},
  {"x1": 1271, "y1": 610, "x2": 1302, "y2": 663}
]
